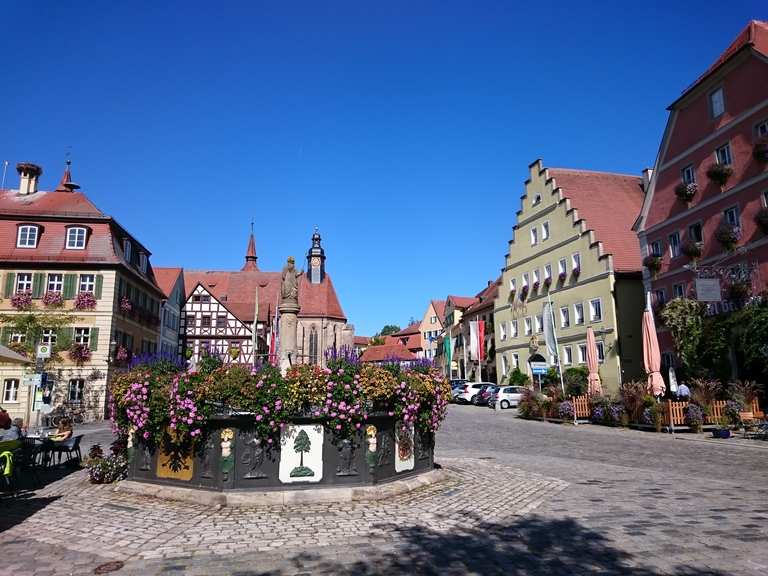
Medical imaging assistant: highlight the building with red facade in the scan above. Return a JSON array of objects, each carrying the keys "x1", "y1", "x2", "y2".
[{"x1": 636, "y1": 20, "x2": 768, "y2": 368}]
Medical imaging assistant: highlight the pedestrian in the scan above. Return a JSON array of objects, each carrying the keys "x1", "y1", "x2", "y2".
[
  {"x1": 677, "y1": 382, "x2": 690, "y2": 400},
  {"x1": 0, "y1": 414, "x2": 20, "y2": 441},
  {"x1": 0, "y1": 406, "x2": 10, "y2": 430}
]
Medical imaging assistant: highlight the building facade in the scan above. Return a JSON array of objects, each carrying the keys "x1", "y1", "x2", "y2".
[
  {"x1": 636, "y1": 20, "x2": 768, "y2": 370},
  {"x1": 418, "y1": 300, "x2": 445, "y2": 360},
  {"x1": 494, "y1": 160, "x2": 647, "y2": 393},
  {"x1": 441, "y1": 294, "x2": 478, "y2": 379},
  {"x1": 153, "y1": 267, "x2": 184, "y2": 359},
  {"x1": 0, "y1": 162, "x2": 164, "y2": 423},
  {"x1": 462, "y1": 280, "x2": 499, "y2": 383}
]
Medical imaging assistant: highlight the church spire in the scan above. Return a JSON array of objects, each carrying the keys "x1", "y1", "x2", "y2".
[
  {"x1": 54, "y1": 159, "x2": 80, "y2": 192},
  {"x1": 306, "y1": 227, "x2": 326, "y2": 284},
  {"x1": 242, "y1": 223, "x2": 258, "y2": 271}
]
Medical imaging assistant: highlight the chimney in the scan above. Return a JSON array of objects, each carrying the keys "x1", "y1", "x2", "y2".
[
  {"x1": 642, "y1": 168, "x2": 653, "y2": 193},
  {"x1": 16, "y1": 162, "x2": 43, "y2": 195}
]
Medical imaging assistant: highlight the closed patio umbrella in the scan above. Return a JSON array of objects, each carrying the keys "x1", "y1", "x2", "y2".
[
  {"x1": 642, "y1": 292, "x2": 665, "y2": 397},
  {"x1": 585, "y1": 327, "x2": 602, "y2": 396}
]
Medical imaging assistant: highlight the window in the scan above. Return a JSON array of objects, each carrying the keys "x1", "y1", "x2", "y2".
[
  {"x1": 522, "y1": 273, "x2": 529, "y2": 288},
  {"x1": 710, "y1": 87, "x2": 725, "y2": 118},
  {"x1": 661, "y1": 351, "x2": 675, "y2": 369},
  {"x1": 533, "y1": 269, "x2": 541, "y2": 285},
  {"x1": 673, "y1": 283, "x2": 685, "y2": 299},
  {"x1": 757, "y1": 120, "x2": 768, "y2": 139},
  {"x1": 185, "y1": 315, "x2": 195, "y2": 328},
  {"x1": 511, "y1": 320, "x2": 518, "y2": 338},
  {"x1": 560, "y1": 307, "x2": 570, "y2": 328},
  {"x1": 532, "y1": 194, "x2": 541, "y2": 206},
  {"x1": 500, "y1": 323, "x2": 507, "y2": 341},
  {"x1": 578, "y1": 344, "x2": 588, "y2": 364},
  {"x1": 201, "y1": 315, "x2": 211, "y2": 328},
  {"x1": 724, "y1": 205, "x2": 740, "y2": 228},
  {"x1": 524, "y1": 317, "x2": 532, "y2": 336},
  {"x1": 74, "y1": 327, "x2": 91, "y2": 345},
  {"x1": 47, "y1": 273, "x2": 63, "y2": 293},
  {"x1": 139, "y1": 253, "x2": 147, "y2": 273},
  {"x1": 535, "y1": 314, "x2": 543, "y2": 333},
  {"x1": 79, "y1": 274, "x2": 95, "y2": 293},
  {"x1": 530, "y1": 227, "x2": 538, "y2": 245},
  {"x1": 563, "y1": 346, "x2": 573, "y2": 365},
  {"x1": 430, "y1": 315, "x2": 437, "y2": 324},
  {"x1": 41, "y1": 329, "x2": 57, "y2": 345},
  {"x1": 201, "y1": 294, "x2": 211, "y2": 303},
  {"x1": 763, "y1": 190, "x2": 768, "y2": 208},
  {"x1": 572, "y1": 252, "x2": 581, "y2": 271},
  {"x1": 654, "y1": 289, "x2": 666, "y2": 307},
  {"x1": 544, "y1": 264, "x2": 552, "y2": 281},
  {"x1": 668, "y1": 232, "x2": 681, "y2": 258},
  {"x1": 509, "y1": 278, "x2": 516, "y2": 292},
  {"x1": 123, "y1": 239, "x2": 132, "y2": 262},
  {"x1": 16, "y1": 273, "x2": 32, "y2": 292},
  {"x1": 688, "y1": 222, "x2": 703, "y2": 244},
  {"x1": 715, "y1": 142, "x2": 732, "y2": 166},
  {"x1": 589, "y1": 298, "x2": 602, "y2": 321},
  {"x1": 501, "y1": 355, "x2": 509, "y2": 376},
  {"x1": 3, "y1": 379, "x2": 19, "y2": 403},
  {"x1": 17, "y1": 225, "x2": 39, "y2": 248},
  {"x1": 542, "y1": 221, "x2": 550, "y2": 241},
  {"x1": 216, "y1": 314, "x2": 227, "y2": 327},
  {"x1": 558, "y1": 258, "x2": 567, "y2": 275},
  {"x1": 10, "y1": 332, "x2": 25, "y2": 344},
  {"x1": 511, "y1": 353, "x2": 519, "y2": 368},
  {"x1": 574, "y1": 302, "x2": 584, "y2": 325},
  {"x1": 650, "y1": 240, "x2": 663, "y2": 257},
  {"x1": 68, "y1": 379, "x2": 85, "y2": 402},
  {"x1": 681, "y1": 165, "x2": 696, "y2": 185},
  {"x1": 596, "y1": 342, "x2": 605, "y2": 363},
  {"x1": 66, "y1": 227, "x2": 87, "y2": 249}
]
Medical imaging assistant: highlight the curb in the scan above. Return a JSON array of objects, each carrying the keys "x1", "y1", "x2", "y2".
[{"x1": 113, "y1": 468, "x2": 450, "y2": 507}]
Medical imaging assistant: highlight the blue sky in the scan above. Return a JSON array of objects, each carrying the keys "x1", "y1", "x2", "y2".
[{"x1": 1, "y1": 1, "x2": 763, "y2": 336}]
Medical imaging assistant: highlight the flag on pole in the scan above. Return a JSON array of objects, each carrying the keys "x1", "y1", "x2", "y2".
[
  {"x1": 469, "y1": 321, "x2": 479, "y2": 361},
  {"x1": 542, "y1": 302, "x2": 557, "y2": 358},
  {"x1": 478, "y1": 320, "x2": 485, "y2": 362},
  {"x1": 443, "y1": 336, "x2": 452, "y2": 372}
]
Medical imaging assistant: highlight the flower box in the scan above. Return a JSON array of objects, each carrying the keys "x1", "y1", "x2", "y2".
[
  {"x1": 706, "y1": 164, "x2": 733, "y2": 187},
  {"x1": 42, "y1": 291, "x2": 63, "y2": 308},
  {"x1": 681, "y1": 239, "x2": 703, "y2": 260},
  {"x1": 753, "y1": 138, "x2": 768, "y2": 163},
  {"x1": 532, "y1": 281, "x2": 540, "y2": 291},
  {"x1": 572, "y1": 267, "x2": 581, "y2": 279},
  {"x1": 674, "y1": 182, "x2": 697, "y2": 202},
  {"x1": 120, "y1": 296, "x2": 133, "y2": 314},
  {"x1": 69, "y1": 343, "x2": 92, "y2": 365},
  {"x1": 74, "y1": 291, "x2": 97, "y2": 311},
  {"x1": 558, "y1": 271, "x2": 567, "y2": 282},
  {"x1": 714, "y1": 221, "x2": 740, "y2": 251},
  {"x1": 643, "y1": 255, "x2": 662, "y2": 274},
  {"x1": 543, "y1": 276, "x2": 552, "y2": 287},
  {"x1": 520, "y1": 285, "x2": 529, "y2": 301},
  {"x1": 10, "y1": 291, "x2": 32, "y2": 311},
  {"x1": 755, "y1": 207, "x2": 768, "y2": 234}
]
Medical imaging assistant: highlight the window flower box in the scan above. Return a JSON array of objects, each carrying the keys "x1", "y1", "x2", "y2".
[
  {"x1": 674, "y1": 182, "x2": 697, "y2": 202},
  {"x1": 11, "y1": 291, "x2": 33, "y2": 311},
  {"x1": 520, "y1": 285, "x2": 529, "y2": 301},
  {"x1": 558, "y1": 271, "x2": 567, "y2": 283},
  {"x1": 681, "y1": 239, "x2": 703, "y2": 260},
  {"x1": 120, "y1": 296, "x2": 133, "y2": 314},
  {"x1": 42, "y1": 291, "x2": 63, "y2": 308},
  {"x1": 74, "y1": 291, "x2": 97, "y2": 310},
  {"x1": 706, "y1": 164, "x2": 733, "y2": 187},
  {"x1": 642, "y1": 255, "x2": 662, "y2": 275},
  {"x1": 543, "y1": 276, "x2": 552, "y2": 287},
  {"x1": 69, "y1": 343, "x2": 92, "y2": 365},
  {"x1": 755, "y1": 207, "x2": 768, "y2": 234},
  {"x1": 572, "y1": 267, "x2": 580, "y2": 279},
  {"x1": 532, "y1": 281, "x2": 540, "y2": 291},
  {"x1": 753, "y1": 138, "x2": 768, "y2": 163},
  {"x1": 714, "y1": 221, "x2": 740, "y2": 251}
]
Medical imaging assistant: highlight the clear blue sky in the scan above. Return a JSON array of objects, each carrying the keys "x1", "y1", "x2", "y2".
[{"x1": 1, "y1": 1, "x2": 763, "y2": 336}]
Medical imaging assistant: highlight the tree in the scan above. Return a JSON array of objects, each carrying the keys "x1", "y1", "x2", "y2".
[
  {"x1": 379, "y1": 325, "x2": 401, "y2": 337},
  {"x1": 0, "y1": 309, "x2": 81, "y2": 362},
  {"x1": 294, "y1": 429, "x2": 311, "y2": 468},
  {"x1": 660, "y1": 298, "x2": 705, "y2": 375}
]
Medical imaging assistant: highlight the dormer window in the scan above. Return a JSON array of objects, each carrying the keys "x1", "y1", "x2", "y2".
[
  {"x1": 17, "y1": 225, "x2": 39, "y2": 248},
  {"x1": 139, "y1": 253, "x2": 147, "y2": 273},
  {"x1": 66, "y1": 226, "x2": 87, "y2": 249},
  {"x1": 123, "y1": 239, "x2": 132, "y2": 263}
]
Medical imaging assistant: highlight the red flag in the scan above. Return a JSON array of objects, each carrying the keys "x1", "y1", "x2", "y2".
[{"x1": 478, "y1": 320, "x2": 485, "y2": 362}]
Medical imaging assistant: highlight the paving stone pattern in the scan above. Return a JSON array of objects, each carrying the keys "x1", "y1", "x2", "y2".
[{"x1": 0, "y1": 406, "x2": 766, "y2": 575}]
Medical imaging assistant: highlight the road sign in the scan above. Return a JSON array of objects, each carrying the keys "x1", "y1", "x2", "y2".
[
  {"x1": 530, "y1": 361, "x2": 548, "y2": 375},
  {"x1": 36, "y1": 344, "x2": 52, "y2": 359},
  {"x1": 23, "y1": 374, "x2": 42, "y2": 387}
]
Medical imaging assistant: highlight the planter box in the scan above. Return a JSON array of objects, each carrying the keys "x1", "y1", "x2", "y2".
[{"x1": 128, "y1": 413, "x2": 435, "y2": 492}]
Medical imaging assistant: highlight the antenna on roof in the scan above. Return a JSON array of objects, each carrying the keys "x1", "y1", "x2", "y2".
[
  {"x1": 251, "y1": 218, "x2": 254, "y2": 234},
  {"x1": 1, "y1": 160, "x2": 8, "y2": 189}
]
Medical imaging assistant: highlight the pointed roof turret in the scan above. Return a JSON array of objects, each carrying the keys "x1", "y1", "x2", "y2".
[
  {"x1": 242, "y1": 227, "x2": 258, "y2": 271},
  {"x1": 54, "y1": 160, "x2": 80, "y2": 192}
]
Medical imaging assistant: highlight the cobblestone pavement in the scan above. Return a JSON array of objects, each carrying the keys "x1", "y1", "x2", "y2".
[{"x1": 0, "y1": 406, "x2": 766, "y2": 575}]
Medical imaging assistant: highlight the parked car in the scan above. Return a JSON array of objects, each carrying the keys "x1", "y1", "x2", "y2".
[
  {"x1": 489, "y1": 386, "x2": 525, "y2": 409},
  {"x1": 450, "y1": 380, "x2": 468, "y2": 402},
  {"x1": 473, "y1": 384, "x2": 498, "y2": 406},
  {"x1": 454, "y1": 382, "x2": 488, "y2": 404}
]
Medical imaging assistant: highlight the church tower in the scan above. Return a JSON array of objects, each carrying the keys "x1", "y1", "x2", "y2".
[{"x1": 306, "y1": 228, "x2": 326, "y2": 284}]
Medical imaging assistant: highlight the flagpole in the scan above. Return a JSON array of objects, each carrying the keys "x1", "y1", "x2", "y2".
[{"x1": 547, "y1": 291, "x2": 566, "y2": 396}]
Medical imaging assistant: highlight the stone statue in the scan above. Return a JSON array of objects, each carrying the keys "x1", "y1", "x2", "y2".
[{"x1": 280, "y1": 256, "x2": 303, "y2": 307}]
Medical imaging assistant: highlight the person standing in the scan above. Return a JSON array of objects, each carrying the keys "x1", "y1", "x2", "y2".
[{"x1": 677, "y1": 382, "x2": 691, "y2": 400}]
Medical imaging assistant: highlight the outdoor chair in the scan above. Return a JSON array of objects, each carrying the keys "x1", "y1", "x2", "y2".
[
  {"x1": 50, "y1": 435, "x2": 83, "y2": 467},
  {"x1": 15, "y1": 437, "x2": 42, "y2": 487}
]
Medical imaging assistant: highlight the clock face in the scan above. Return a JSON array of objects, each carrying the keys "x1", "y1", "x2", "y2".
[{"x1": 311, "y1": 257, "x2": 321, "y2": 267}]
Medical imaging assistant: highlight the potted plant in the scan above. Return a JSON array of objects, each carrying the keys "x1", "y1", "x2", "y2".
[
  {"x1": 520, "y1": 285, "x2": 529, "y2": 301},
  {"x1": 706, "y1": 163, "x2": 733, "y2": 187},
  {"x1": 10, "y1": 291, "x2": 33, "y2": 311},
  {"x1": 681, "y1": 238, "x2": 703, "y2": 260},
  {"x1": 544, "y1": 276, "x2": 552, "y2": 288},
  {"x1": 558, "y1": 271, "x2": 567, "y2": 283},
  {"x1": 120, "y1": 296, "x2": 133, "y2": 314},
  {"x1": 532, "y1": 280, "x2": 540, "y2": 291},
  {"x1": 754, "y1": 137, "x2": 768, "y2": 163},
  {"x1": 674, "y1": 182, "x2": 697, "y2": 202},
  {"x1": 714, "y1": 221, "x2": 740, "y2": 251},
  {"x1": 69, "y1": 343, "x2": 92, "y2": 365},
  {"x1": 755, "y1": 207, "x2": 768, "y2": 234},
  {"x1": 683, "y1": 403, "x2": 704, "y2": 433},
  {"x1": 74, "y1": 291, "x2": 97, "y2": 311},
  {"x1": 572, "y1": 267, "x2": 581, "y2": 279},
  {"x1": 643, "y1": 255, "x2": 662, "y2": 276},
  {"x1": 42, "y1": 291, "x2": 63, "y2": 308},
  {"x1": 712, "y1": 417, "x2": 731, "y2": 439}
]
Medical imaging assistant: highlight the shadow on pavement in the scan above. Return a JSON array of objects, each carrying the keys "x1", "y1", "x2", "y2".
[{"x1": 0, "y1": 493, "x2": 62, "y2": 532}]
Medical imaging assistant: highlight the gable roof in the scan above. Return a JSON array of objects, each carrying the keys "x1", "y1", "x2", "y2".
[
  {"x1": 547, "y1": 168, "x2": 645, "y2": 272},
  {"x1": 430, "y1": 299, "x2": 446, "y2": 321},
  {"x1": 0, "y1": 188, "x2": 106, "y2": 219},
  {"x1": 353, "y1": 336, "x2": 370, "y2": 346},
  {"x1": 153, "y1": 267, "x2": 183, "y2": 298},
  {"x1": 393, "y1": 322, "x2": 421, "y2": 337},
  {"x1": 447, "y1": 295, "x2": 478, "y2": 310},
  {"x1": 465, "y1": 278, "x2": 501, "y2": 315},
  {"x1": 360, "y1": 343, "x2": 417, "y2": 363}
]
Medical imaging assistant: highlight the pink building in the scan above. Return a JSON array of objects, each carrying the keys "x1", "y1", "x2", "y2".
[{"x1": 636, "y1": 20, "x2": 768, "y2": 366}]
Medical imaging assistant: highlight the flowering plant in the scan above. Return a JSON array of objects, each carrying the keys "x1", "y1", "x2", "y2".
[
  {"x1": 558, "y1": 271, "x2": 567, "y2": 282},
  {"x1": 42, "y1": 291, "x2": 63, "y2": 308},
  {"x1": 74, "y1": 291, "x2": 97, "y2": 310},
  {"x1": 532, "y1": 281, "x2": 540, "y2": 291},
  {"x1": 706, "y1": 163, "x2": 733, "y2": 186},
  {"x1": 724, "y1": 399, "x2": 744, "y2": 425},
  {"x1": 558, "y1": 400, "x2": 574, "y2": 420},
  {"x1": 87, "y1": 454, "x2": 128, "y2": 484},
  {"x1": 69, "y1": 343, "x2": 91, "y2": 365},
  {"x1": 319, "y1": 363, "x2": 367, "y2": 438},
  {"x1": 359, "y1": 364, "x2": 399, "y2": 408},
  {"x1": 683, "y1": 403, "x2": 704, "y2": 432},
  {"x1": 120, "y1": 296, "x2": 133, "y2": 314},
  {"x1": 11, "y1": 291, "x2": 32, "y2": 311},
  {"x1": 544, "y1": 276, "x2": 552, "y2": 287},
  {"x1": 714, "y1": 221, "x2": 740, "y2": 251},
  {"x1": 643, "y1": 255, "x2": 662, "y2": 274},
  {"x1": 168, "y1": 372, "x2": 207, "y2": 441},
  {"x1": 520, "y1": 285, "x2": 529, "y2": 301},
  {"x1": 284, "y1": 364, "x2": 327, "y2": 413},
  {"x1": 674, "y1": 182, "x2": 697, "y2": 202},
  {"x1": 116, "y1": 345, "x2": 129, "y2": 362},
  {"x1": 572, "y1": 267, "x2": 581, "y2": 278},
  {"x1": 681, "y1": 239, "x2": 703, "y2": 260}
]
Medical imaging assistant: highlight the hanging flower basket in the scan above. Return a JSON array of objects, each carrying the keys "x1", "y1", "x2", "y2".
[
  {"x1": 642, "y1": 255, "x2": 662, "y2": 274},
  {"x1": 115, "y1": 345, "x2": 129, "y2": 363},
  {"x1": 674, "y1": 182, "x2": 697, "y2": 202},
  {"x1": 755, "y1": 207, "x2": 768, "y2": 234},
  {"x1": 558, "y1": 271, "x2": 567, "y2": 283},
  {"x1": 714, "y1": 221, "x2": 740, "y2": 251},
  {"x1": 706, "y1": 164, "x2": 733, "y2": 187},
  {"x1": 520, "y1": 285, "x2": 529, "y2": 301},
  {"x1": 69, "y1": 343, "x2": 92, "y2": 365},
  {"x1": 10, "y1": 291, "x2": 33, "y2": 311},
  {"x1": 753, "y1": 138, "x2": 768, "y2": 163},
  {"x1": 74, "y1": 291, "x2": 97, "y2": 310},
  {"x1": 681, "y1": 239, "x2": 703, "y2": 260},
  {"x1": 120, "y1": 296, "x2": 133, "y2": 314},
  {"x1": 532, "y1": 281, "x2": 540, "y2": 291},
  {"x1": 42, "y1": 291, "x2": 63, "y2": 308},
  {"x1": 544, "y1": 276, "x2": 552, "y2": 287},
  {"x1": 572, "y1": 267, "x2": 581, "y2": 279}
]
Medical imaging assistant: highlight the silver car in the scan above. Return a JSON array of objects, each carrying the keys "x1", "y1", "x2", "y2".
[{"x1": 489, "y1": 386, "x2": 525, "y2": 409}]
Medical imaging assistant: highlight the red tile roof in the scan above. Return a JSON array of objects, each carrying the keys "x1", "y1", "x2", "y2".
[
  {"x1": 677, "y1": 20, "x2": 768, "y2": 105},
  {"x1": 353, "y1": 336, "x2": 370, "y2": 346},
  {"x1": 153, "y1": 267, "x2": 183, "y2": 298},
  {"x1": 360, "y1": 343, "x2": 417, "y2": 363},
  {"x1": 393, "y1": 322, "x2": 421, "y2": 336},
  {"x1": 465, "y1": 279, "x2": 501, "y2": 315},
  {"x1": 183, "y1": 270, "x2": 346, "y2": 323},
  {"x1": 547, "y1": 168, "x2": 644, "y2": 272},
  {"x1": 447, "y1": 295, "x2": 478, "y2": 310},
  {"x1": 431, "y1": 299, "x2": 446, "y2": 321},
  {"x1": 0, "y1": 188, "x2": 106, "y2": 218},
  {"x1": 384, "y1": 331, "x2": 422, "y2": 352}
]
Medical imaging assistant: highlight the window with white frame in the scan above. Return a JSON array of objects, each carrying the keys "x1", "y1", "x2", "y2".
[
  {"x1": 16, "y1": 272, "x2": 32, "y2": 292},
  {"x1": 558, "y1": 258, "x2": 567, "y2": 275},
  {"x1": 668, "y1": 232, "x2": 681, "y2": 258},
  {"x1": 530, "y1": 227, "x2": 538, "y2": 245},
  {"x1": 533, "y1": 269, "x2": 541, "y2": 286},
  {"x1": 68, "y1": 379, "x2": 85, "y2": 402},
  {"x1": 509, "y1": 278, "x2": 516, "y2": 292},
  {"x1": 681, "y1": 164, "x2": 696, "y2": 185},
  {"x1": 524, "y1": 317, "x2": 532, "y2": 336},
  {"x1": 589, "y1": 298, "x2": 602, "y2": 321},
  {"x1": 724, "y1": 205, "x2": 740, "y2": 228},
  {"x1": 688, "y1": 222, "x2": 703, "y2": 243},
  {"x1": 710, "y1": 87, "x2": 725, "y2": 118},
  {"x1": 560, "y1": 306, "x2": 570, "y2": 328},
  {"x1": 535, "y1": 314, "x2": 543, "y2": 333},
  {"x1": 757, "y1": 120, "x2": 768, "y2": 139},
  {"x1": 532, "y1": 194, "x2": 541, "y2": 206},
  {"x1": 572, "y1": 252, "x2": 581, "y2": 270},
  {"x1": 511, "y1": 353, "x2": 519, "y2": 368},
  {"x1": 501, "y1": 355, "x2": 509, "y2": 376},
  {"x1": 511, "y1": 319, "x2": 518, "y2": 338},
  {"x1": 542, "y1": 221, "x2": 550, "y2": 241},
  {"x1": 3, "y1": 379, "x2": 19, "y2": 403},
  {"x1": 47, "y1": 273, "x2": 63, "y2": 293},
  {"x1": 574, "y1": 302, "x2": 584, "y2": 325},
  {"x1": 41, "y1": 329, "x2": 57, "y2": 345},
  {"x1": 650, "y1": 240, "x2": 663, "y2": 257},
  {"x1": 500, "y1": 322, "x2": 507, "y2": 341},
  {"x1": 79, "y1": 274, "x2": 95, "y2": 293},
  {"x1": 522, "y1": 273, "x2": 529, "y2": 288},
  {"x1": 544, "y1": 264, "x2": 552, "y2": 281},
  {"x1": 578, "y1": 344, "x2": 588, "y2": 364},
  {"x1": 673, "y1": 283, "x2": 685, "y2": 299},
  {"x1": 596, "y1": 342, "x2": 605, "y2": 362},
  {"x1": 430, "y1": 315, "x2": 437, "y2": 324},
  {"x1": 74, "y1": 327, "x2": 91, "y2": 345},
  {"x1": 763, "y1": 190, "x2": 768, "y2": 207},
  {"x1": 716, "y1": 142, "x2": 732, "y2": 166},
  {"x1": 17, "y1": 225, "x2": 39, "y2": 248},
  {"x1": 562, "y1": 346, "x2": 572, "y2": 365},
  {"x1": 10, "y1": 331, "x2": 25, "y2": 344},
  {"x1": 66, "y1": 227, "x2": 87, "y2": 249}
]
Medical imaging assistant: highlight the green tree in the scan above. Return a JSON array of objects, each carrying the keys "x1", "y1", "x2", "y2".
[
  {"x1": 379, "y1": 325, "x2": 401, "y2": 337},
  {"x1": 660, "y1": 298, "x2": 705, "y2": 374},
  {"x1": 294, "y1": 429, "x2": 311, "y2": 467},
  {"x1": 0, "y1": 309, "x2": 81, "y2": 362}
]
